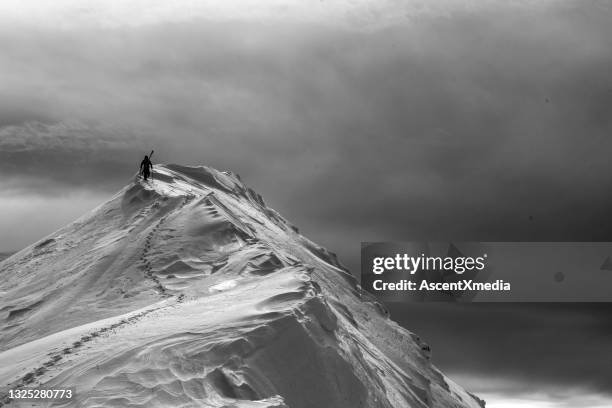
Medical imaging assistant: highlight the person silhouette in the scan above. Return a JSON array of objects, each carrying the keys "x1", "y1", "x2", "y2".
[{"x1": 140, "y1": 155, "x2": 153, "y2": 181}]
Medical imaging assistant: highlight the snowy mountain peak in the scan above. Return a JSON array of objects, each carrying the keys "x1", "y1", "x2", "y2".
[{"x1": 0, "y1": 164, "x2": 483, "y2": 408}]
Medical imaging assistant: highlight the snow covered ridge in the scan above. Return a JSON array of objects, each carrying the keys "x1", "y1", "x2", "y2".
[{"x1": 0, "y1": 164, "x2": 484, "y2": 408}]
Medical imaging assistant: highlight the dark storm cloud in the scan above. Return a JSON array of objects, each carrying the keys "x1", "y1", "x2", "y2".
[
  {"x1": 0, "y1": 106, "x2": 51, "y2": 128},
  {"x1": 387, "y1": 302, "x2": 612, "y2": 397},
  {"x1": 0, "y1": 3, "x2": 611, "y2": 266},
  {"x1": 0, "y1": 121, "x2": 154, "y2": 194}
]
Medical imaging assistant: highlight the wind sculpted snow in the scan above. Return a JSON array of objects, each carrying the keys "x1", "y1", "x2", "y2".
[{"x1": 0, "y1": 165, "x2": 484, "y2": 408}]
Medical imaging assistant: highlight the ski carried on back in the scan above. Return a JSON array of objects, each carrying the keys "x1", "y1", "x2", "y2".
[{"x1": 149, "y1": 150, "x2": 154, "y2": 181}]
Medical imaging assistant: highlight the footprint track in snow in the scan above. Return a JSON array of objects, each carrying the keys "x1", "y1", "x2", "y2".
[
  {"x1": 1, "y1": 196, "x2": 198, "y2": 406},
  {"x1": 0, "y1": 304, "x2": 170, "y2": 407},
  {"x1": 140, "y1": 195, "x2": 195, "y2": 298}
]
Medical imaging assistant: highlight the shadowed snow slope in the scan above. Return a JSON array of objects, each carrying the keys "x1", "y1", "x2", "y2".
[{"x1": 0, "y1": 164, "x2": 484, "y2": 408}]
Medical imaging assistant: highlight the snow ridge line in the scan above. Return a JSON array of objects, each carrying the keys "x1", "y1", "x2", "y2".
[{"x1": 0, "y1": 194, "x2": 200, "y2": 406}]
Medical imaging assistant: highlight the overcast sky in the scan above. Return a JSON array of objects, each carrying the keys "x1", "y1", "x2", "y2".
[
  {"x1": 1, "y1": 1, "x2": 611, "y2": 406},
  {"x1": 389, "y1": 302, "x2": 612, "y2": 408}
]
